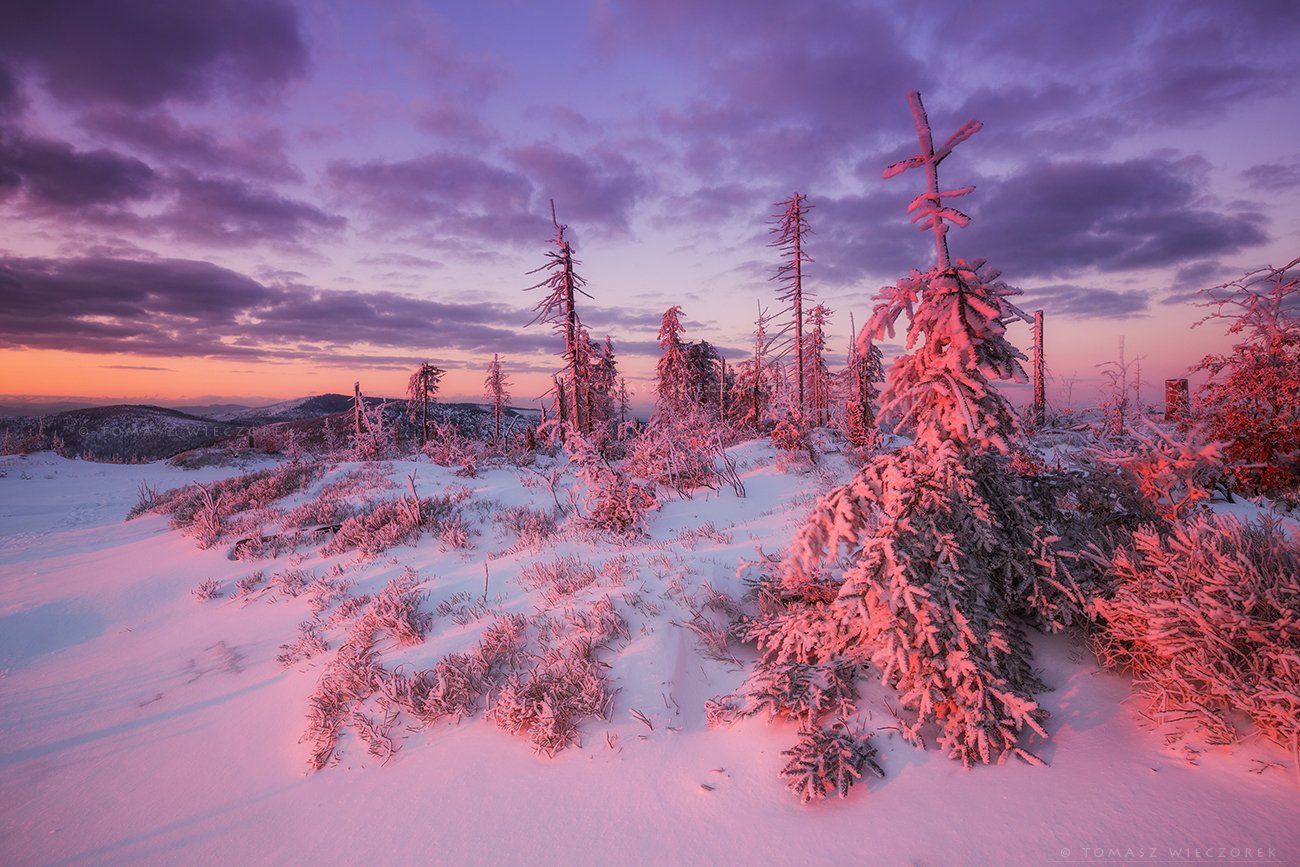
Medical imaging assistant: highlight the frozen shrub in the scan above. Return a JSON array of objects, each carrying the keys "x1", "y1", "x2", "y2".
[
  {"x1": 625, "y1": 406, "x2": 720, "y2": 496},
  {"x1": 301, "y1": 570, "x2": 431, "y2": 769},
  {"x1": 1190, "y1": 258, "x2": 1300, "y2": 499},
  {"x1": 488, "y1": 644, "x2": 614, "y2": 757},
  {"x1": 1091, "y1": 424, "x2": 1230, "y2": 521},
  {"x1": 437, "y1": 513, "x2": 473, "y2": 551},
  {"x1": 279, "y1": 622, "x2": 330, "y2": 667},
  {"x1": 565, "y1": 431, "x2": 657, "y2": 536},
  {"x1": 1091, "y1": 514, "x2": 1300, "y2": 749},
  {"x1": 366, "y1": 569, "x2": 433, "y2": 646},
  {"x1": 780, "y1": 724, "x2": 883, "y2": 804},
  {"x1": 147, "y1": 462, "x2": 323, "y2": 546},
  {"x1": 191, "y1": 578, "x2": 222, "y2": 601},
  {"x1": 770, "y1": 417, "x2": 805, "y2": 452},
  {"x1": 306, "y1": 572, "x2": 352, "y2": 616},
  {"x1": 283, "y1": 465, "x2": 394, "y2": 529},
  {"x1": 270, "y1": 568, "x2": 313, "y2": 598},
  {"x1": 323, "y1": 474, "x2": 448, "y2": 557},
  {"x1": 422, "y1": 421, "x2": 479, "y2": 467},
  {"x1": 520, "y1": 555, "x2": 599, "y2": 608},
  {"x1": 233, "y1": 570, "x2": 265, "y2": 599},
  {"x1": 501, "y1": 506, "x2": 560, "y2": 550},
  {"x1": 745, "y1": 661, "x2": 858, "y2": 723}
]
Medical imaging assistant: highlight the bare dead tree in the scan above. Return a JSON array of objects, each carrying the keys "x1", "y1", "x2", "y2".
[
  {"x1": 1032, "y1": 309, "x2": 1046, "y2": 427},
  {"x1": 353, "y1": 381, "x2": 364, "y2": 436},
  {"x1": 771, "y1": 192, "x2": 813, "y2": 416},
  {"x1": 883, "y1": 92, "x2": 982, "y2": 270},
  {"x1": 527, "y1": 200, "x2": 592, "y2": 433}
]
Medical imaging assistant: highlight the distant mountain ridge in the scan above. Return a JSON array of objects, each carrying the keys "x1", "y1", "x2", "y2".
[{"x1": 1, "y1": 394, "x2": 541, "y2": 462}]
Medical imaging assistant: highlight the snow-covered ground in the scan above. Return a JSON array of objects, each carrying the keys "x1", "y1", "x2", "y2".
[{"x1": 1, "y1": 448, "x2": 1296, "y2": 865}]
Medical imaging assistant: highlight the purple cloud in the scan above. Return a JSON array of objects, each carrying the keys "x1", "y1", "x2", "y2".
[
  {"x1": 157, "y1": 171, "x2": 344, "y2": 246},
  {"x1": 0, "y1": 0, "x2": 307, "y2": 108},
  {"x1": 964, "y1": 157, "x2": 1268, "y2": 277},
  {"x1": 505, "y1": 144, "x2": 649, "y2": 234},
  {"x1": 1016, "y1": 284, "x2": 1151, "y2": 319},
  {"x1": 0, "y1": 129, "x2": 154, "y2": 208},
  {"x1": 1242, "y1": 160, "x2": 1300, "y2": 193},
  {"x1": 80, "y1": 110, "x2": 300, "y2": 181}
]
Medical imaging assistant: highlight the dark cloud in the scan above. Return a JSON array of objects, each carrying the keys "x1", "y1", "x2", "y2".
[
  {"x1": 156, "y1": 171, "x2": 344, "y2": 246},
  {"x1": 625, "y1": 0, "x2": 926, "y2": 185},
  {"x1": 0, "y1": 254, "x2": 558, "y2": 362},
  {"x1": 0, "y1": 128, "x2": 155, "y2": 208},
  {"x1": 965, "y1": 157, "x2": 1269, "y2": 277},
  {"x1": 328, "y1": 145, "x2": 647, "y2": 247},
  {"x1": 80, "y1": 110, "x2": 300, "y2": 181},
  {"x1": 0, "y1": 0, "x2": 307, "y2": 108},
  {"x1": 0, "y1": 63, "x2": 24, "y2": 117},
  {"x1": 327, "y1": 152, "x2": 533, "y2": 228},
  {"x1": 1016, "y1": 284, "x2": 1151, "y2": 319}
]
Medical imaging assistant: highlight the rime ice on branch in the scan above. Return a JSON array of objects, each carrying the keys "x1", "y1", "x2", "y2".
[
  {"x1": 527, "y1": 200, "x2": 593, "y2": 434},
  {"x1": 870, "y1": 90, "x2": 1029, "y2": 454}
]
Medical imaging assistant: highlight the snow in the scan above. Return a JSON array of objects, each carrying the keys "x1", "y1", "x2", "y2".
[{"x1": 1, "y1": 449, "x2": 1297, "y2": 865}]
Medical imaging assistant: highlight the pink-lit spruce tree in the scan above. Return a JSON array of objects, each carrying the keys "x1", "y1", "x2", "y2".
[
  {"x1": 730, "y1": 304, "x2": 776, "y2": 431},
  {"x1": 729, "y1": 92, "x2": 1112, "y2": 800},
  {"x1": 1190, "y1": 257, "x2": 1300, "y2": 499},
  {"x1": 655, "y1": 305, "x2": 692, "y2": 413},
  {"x1": 843, "y1": 312, "x2": 884, "y2": 448},
  {"x1": 483, "y1": 354, "x2": 511, "y2": 445},
  {"x1": 805, "y1": 303, "x2": 833, "y2": 427},
  {"x1": 407, "y1": 363, "x2": 445, "y2": 446}
]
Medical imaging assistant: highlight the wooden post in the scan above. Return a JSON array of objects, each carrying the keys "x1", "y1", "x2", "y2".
[
  {"x1": 1032, "y1": 309, "x2": 1045, "y2": 427},
  {"x1": 353, "y1": 381, "x2": 363, "y2": 436},
  {"x1": 718, "y1": 356, "x2": 727, "y2": 416},
  {"x1": 1165, "y1": 379, "x2": 1190, "y2": 423}
]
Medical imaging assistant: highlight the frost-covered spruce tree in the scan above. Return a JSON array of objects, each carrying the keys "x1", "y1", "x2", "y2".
[
  {"x1": 655, "y1": 305, "x2": 692, "y2": 414},
  {"x1": 736, "y1": 92, "x2": 1102, "y2": 780},
  {"x1": 844, "y1": 312, "x2": 884, "y2": 448},
  {"x1": 483, "y1": 354, "x2": 511, "y2": 445},
  {"x1": 806, "y1": 303, "x2": 833, "y2": 427}
]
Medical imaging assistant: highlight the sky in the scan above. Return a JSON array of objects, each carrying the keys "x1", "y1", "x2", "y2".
[{"x1": 1, "y1": 0, "x2": 1298, "y2": 412}]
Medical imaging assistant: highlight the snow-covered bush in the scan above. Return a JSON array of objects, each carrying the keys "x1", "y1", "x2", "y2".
[
  {"x1": 486, "y1": 606, "x2": 623, "y2": 757},
  {"x1": 1090, "y1": 424, "x2": 1229, "y2": 521},
  {"x1": 565, "y1": 431, "x2": 657, "y2": 536},
  {"x1": 625, "y1": 406, "x2": 720, "y2": 496},
  {"x1": 323, "y1": 475, "x2": 451, "y2": 557},
  {"x1": 520, "y1": 555, "x2": 599, "y2": 609},
  {"x1": 780, "y1": 723, "x2": 883, "y2": 804},
  {"x1": 500, "y1": 505, "x2": 560, "y2": 550},
  {"x1": 1191, "y1": 258, "x2": 1300, "y2": 501},
  {"x1": 278, "y1": 622, "x2": 330, "y2": 667},
  {"x1": 1091, "y1": 514, "x2": 1300, "y2": 749},
  {"x1": 770, "y1": 417, "x2": 806, "y2": 453},
  {"x1": 283, "y1": 465, "x2": 394, "y2": 529},
  {"x1": 144, "y1": 462, "x2": 323, "y2": 546},
  {"x1": 191, "y1": 578, "x2": 222, "y2": 601},
  {"x1": 727, "y1": 93, "x2": 1143, "y2": 793}
]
